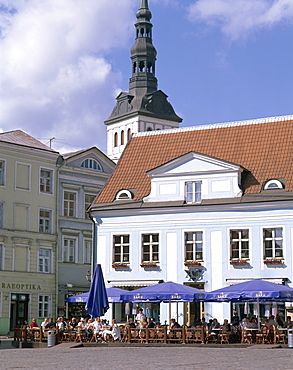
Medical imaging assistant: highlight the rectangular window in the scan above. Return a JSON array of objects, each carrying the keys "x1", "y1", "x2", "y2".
[
  {"x1": 40, "y1": 168, "x2": 53, "y2": 194},
  {"x1": 63, "y1": 238, "x2": 76, "y2": 263},
  {"x1": 185, "y1": 231, "x2": 203, "y2": 261},
  {"x1": 39, "y1": 209, "x2": 52, "y2": 233},
  {"x1": 63, "y1": 191, "x2": 76, "y2": 217},
  {"x1": 141, "y1": 233, "x2": 159, "y2": 262},
  {"x1": 263, "y1": 228, "x2": 283, "y2": 259},
  {"x1": 230, "y1": 229, "x2": 249, "y2": 259},
  {"x1": 0, "y1": 160, "x2": 5, "y2": 186},
  {"x1": 84, "y1": 194, "x2": 96, "y2": 218},
  {"x1": 38, "y1": 248, "x2": 51, "y2": 273},
  {"x1": 16, "y1": 163, "x2": 30, "y2": 190},
  {"x1": 14, "y1": 204, "x2": 29, "y2": 230},
  {"x1": 0, "y1": 244, "x2": 4, "y2": 270},
  {"x1": 14, "y1": 246, "x2": 28, "y2": 272},
  {"x1": 185, "y1": 181, "x2": 202, "y2": 204},
  {"x1": 38, "y1": 295, "x2": 50, "y2": 318},
  {"x1": 0, "y1": 203, "x2": 3, "y2": 228},
  {"x1": 84, "y1": 240, "x2": 92, "y2": 264},
  {"x1": 113, "y1": 235, "x2": 130, "y2": 263}
]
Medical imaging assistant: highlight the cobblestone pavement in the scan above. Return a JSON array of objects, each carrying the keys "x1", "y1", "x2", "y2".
[{"x1": 0, "y1": 345, "x2": 293, "y2": 370}]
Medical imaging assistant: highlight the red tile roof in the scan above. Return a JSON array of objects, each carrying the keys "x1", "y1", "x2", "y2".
[{"x1": 96, "y1": 116, "x2": 293, "y2": 204}]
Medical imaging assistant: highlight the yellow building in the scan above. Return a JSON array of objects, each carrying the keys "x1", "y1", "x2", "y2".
[{"x1": 0, "y1": 130, "x2": 59, "y2": 335}]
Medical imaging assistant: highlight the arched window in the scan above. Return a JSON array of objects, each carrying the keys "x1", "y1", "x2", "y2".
[
  {"x1": 147, "y1": 127, "x2": 152, "y2": 131},
  {"x1": 114, "y1": 132, "x2": 118, "y2": 147},
  {"x1": 81, "y1": 159, "x2": 102, "y2": 171},
  {"x1": 127, "y1": 128, "x2": 131, "y2": 141},
  {"x1": 116, "y1": 189, "x2": 133, "y2": 200},
  {"x1": 121, "y1": 130, "x2": 125, "y2": 145},
  {"x1": 264, "y1": 179, "x2": 284, "y2": 190},
  {"x1": 139, "y1": 61, "x2": 145, "y2": 72}
]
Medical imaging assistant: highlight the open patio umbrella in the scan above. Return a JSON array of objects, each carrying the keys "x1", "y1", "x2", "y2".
[
  {"x1": 120, "y1": 281, "x2": 206, "y2": 302},
  {"x1": 85, "y1": 264, "x2": 109, "y2": 317},
  {"x1": 66, "y1": 287, "x2": 130, "y2": 303},
  {"x1": 205, "y1": 279, "x2": 293, "y2": 302}
]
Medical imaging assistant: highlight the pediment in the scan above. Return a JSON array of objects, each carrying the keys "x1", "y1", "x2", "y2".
[{"x1": 147, "y1": 151, "x2": 242, "y2": 177}]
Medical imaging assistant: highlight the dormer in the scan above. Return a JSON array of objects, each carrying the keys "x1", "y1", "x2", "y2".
[{"x1": 144, "y1": 152, "x2": 244, "y2": 203}]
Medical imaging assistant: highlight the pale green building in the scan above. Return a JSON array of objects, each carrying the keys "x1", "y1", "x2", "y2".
[{"x1": 0, "y1": 130, "x2": 59, "y2": 335}]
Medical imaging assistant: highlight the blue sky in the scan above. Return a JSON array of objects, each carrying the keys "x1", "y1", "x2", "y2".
[{"x1": 0, "y1": 0, "x2": 292, "y2": 153}]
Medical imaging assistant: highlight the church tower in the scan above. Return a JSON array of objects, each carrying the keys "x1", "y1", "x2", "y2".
[{"x1": 105, "y1": 0, "x2": 182, "y2": 162}]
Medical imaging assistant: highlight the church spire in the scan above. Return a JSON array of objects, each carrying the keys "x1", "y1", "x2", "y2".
[{"x1": 129, "y1": 0, "x2": 157, "y2": 95}]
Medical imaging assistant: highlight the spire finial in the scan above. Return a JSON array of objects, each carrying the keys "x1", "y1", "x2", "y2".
[{"x1": 140, "y1": 0, "x2": 149, "y2": 9}]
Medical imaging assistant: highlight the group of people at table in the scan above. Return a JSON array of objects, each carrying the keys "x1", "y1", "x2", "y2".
[{"x1": 27, "y1": 309, "x2": 293, "y2": 344}]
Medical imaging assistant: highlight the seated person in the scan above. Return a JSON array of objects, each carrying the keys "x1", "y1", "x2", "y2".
[
  {"x1": 41, "y1": 318, "x2": 48, "y2": 332},
  {"x1": 127, "y1": 318, "x2": 136, "y2": 328},
  {"x1": 77, "y1": 317, "x2": 87, "y2": 329},
  {"x1": 29, "y1": 318, "x2": 39, "y2": 328},
  {"x1": 45, "y1": 317, "x2": 56, "y2": 329},
  {"x1": 103, "y1": 319, "x2": 121, "y2": 341},
  {"x1": 69, "y1": 317, "x2": 78, "y2": 329},
  {"x1": 147, "y1": 317, "x2": 156, "y2": 328},
  {"x1": 201, "y1": 317, "x2": 208, "y2": 326},
  {"x1": 221, "y1": 319, "x2": 231, "y2": 332},
  {"x1": 231, "y1": 311, "x2": 240, "y2": 326},
  {"x1": 169, "y1": 318, "x2": 180, "y2": 329},
  {"x1": 285, "y1": 316, "x2": 293, "y2": 328},
  {"x1": 268, "y1": 315, "x2": 278, "y2": 329},
  {"x1": 210, "y1": 318, "x2": 220, "y2": 332}
]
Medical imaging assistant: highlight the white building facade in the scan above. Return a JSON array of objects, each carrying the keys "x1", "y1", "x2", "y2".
[{"x1": 91, "y1": 116, "x2": 293, "y2": 325}]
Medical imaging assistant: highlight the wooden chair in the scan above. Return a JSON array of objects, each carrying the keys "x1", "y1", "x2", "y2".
[
  {"x1": 275, "y1": 328, "x2": 286, "y2": 344},
  {"x1": 218, "y1": 326, "x2": 230, "y2": 344},
  {"x1": 205, "y1": 329, "x2": 217, "y2": 344},
  {"x1": 240, "y1": 326, "x2": 252, "y2": 344},
  {"x1": 256, "y1": 326, "x2": 268, "y2": 344}
]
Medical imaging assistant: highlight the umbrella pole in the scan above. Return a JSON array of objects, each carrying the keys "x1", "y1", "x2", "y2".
[
  {"x1": 176, "y1": 302, "x2": 179, "y2": 323},
  {"x1": 257, "y1": 298, "x2": 260, "y2": 330},
  {"x1": 169, "y1": 300, "x2": 171, "y2": 323}
]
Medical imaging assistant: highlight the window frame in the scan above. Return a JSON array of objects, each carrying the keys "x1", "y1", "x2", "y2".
[
  {"x1": 229, "y1": 229, "x2": 250, "y2": 260},
  {"x1": 141, "y1": 233, "x2": 159, "y2": 263},
  {"x1": 84, "y1": 193, "x2": 96, "y2": 218},
  {"x1": 63, "y1": 190, "x2": 77, "y2": 217},
  {"x1": 62, "y1": 237, "x2": 77, "y2": 263},
  {"x1": 0, "y1": 159, "x2": 6, "y2": 187},
  {"x1": 38, "y1": 208, "x2": 53, "y2": 234},
  {"x1": 81, "y1": 158, "x2": 102, "y2": 171},
  {"x1": 184, "y1": 231, "x2": 204, "y2": 262},
  {"x1": 0, "y1": 202, "x2": 4, "y2": 229},
  {"x1": 39, "y1": 167, "x2": 54, "y2": 195},
  {"x1": 0, "y1": 243, "x2": 4, "y2": 270},
  {"x1": 185, "y1": 181, "x2": 202, "y2": 204},
  {"x1": 112, "y1": 234, "x2": 130, "y2": 264},
  {"x1": 38, "y1": 247, "x2": 52, "y2": 274},
  {"x1": 15, "y1": 162, "x2": 31, "y2": 191},
  {"x1": 83, "y1": 239, "x2": 92, "y2": 265},
  {"x1": 38, "y1": 294, "x2": 51, "y2": 318},
  {"x1": 263, "y1": 227, "x2": 284, "y2": 260}
]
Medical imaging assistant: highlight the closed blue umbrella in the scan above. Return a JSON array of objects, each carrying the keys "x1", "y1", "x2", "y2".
[{"x1": 85, "y1": 264, "x2": 109, "y2": 317}]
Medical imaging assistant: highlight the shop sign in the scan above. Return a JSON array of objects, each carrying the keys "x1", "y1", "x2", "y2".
[{"x1": 2, "y1": 283, "x2": 42, "y2": 290}]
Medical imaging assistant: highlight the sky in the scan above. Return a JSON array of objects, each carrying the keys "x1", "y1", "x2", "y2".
[{"x1": 0, "y1": 0, "x2": 293, "y2": 154}]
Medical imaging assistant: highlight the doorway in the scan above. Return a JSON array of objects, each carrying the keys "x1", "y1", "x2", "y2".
[{"x1": 10, "y1": 293, "x2": 29, "y2": 330}]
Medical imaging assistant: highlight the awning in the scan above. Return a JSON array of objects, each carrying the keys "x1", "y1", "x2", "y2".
[
  {"x1": 226, "y1": 278, "x2": 287, "y2": 286},
  {"x1": 107, "y1": 280, "x2": 163, "y2": 288}
]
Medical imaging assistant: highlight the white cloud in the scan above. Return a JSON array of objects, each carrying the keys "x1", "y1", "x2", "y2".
[
  {"x1": 187, "y1": 0, "x2": 293, "y2": 40},
  {"x1": 0, "y1": 0, "x2": 135, "y2": 153}
]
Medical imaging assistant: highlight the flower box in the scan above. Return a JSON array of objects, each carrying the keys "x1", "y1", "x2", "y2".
[
  {"x1": 140, "y1": 262, "x2": 159, "y2": 268},
  {"x1": 112, "y1": 263, "x2": 129, "y2": 269},
  {"x1": 184, "y1": 261, "x2": 202, "y2": 267},
  {"x1": 230, "y1": 259, "x2": 249, "y2": 266},
  {"x1": 264, "y1": 259, "x2": 283, "y2": 265}
]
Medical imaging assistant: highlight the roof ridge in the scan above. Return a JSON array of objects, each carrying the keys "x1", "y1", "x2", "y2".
[{"x1": 133, "y1": 114, "x2": 293, "y2": 138}]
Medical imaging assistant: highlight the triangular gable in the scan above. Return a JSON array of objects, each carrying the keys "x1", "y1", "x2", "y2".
[{"x1": 147, "y1": 151, "x2": 242, "y2": 177}]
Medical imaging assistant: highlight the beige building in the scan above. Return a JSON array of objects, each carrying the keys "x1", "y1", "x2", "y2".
[{"x1": 0, "y1": 130, "x2": 59, "y2": 335}]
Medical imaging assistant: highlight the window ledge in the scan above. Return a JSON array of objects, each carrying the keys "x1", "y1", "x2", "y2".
[
  {"x1": 230, "y1": 259, "x2": 249, "y2": 266},
  {"x1": 140, "y1": 262, "x2": 159, "y2": 268},
  {"x1": 112, "y1": 263, "x2": 130, "y2": 269},
  {"x1": 264, "y1": 259, "x2": 283, "y2": 265},
  {"x1": 184, "y1": 261, "x2": 202, "y2": 267}
]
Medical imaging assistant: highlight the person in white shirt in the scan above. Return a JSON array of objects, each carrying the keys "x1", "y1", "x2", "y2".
[{"x1": 135, "y1": 308, "x2": 146, "y2": 323}]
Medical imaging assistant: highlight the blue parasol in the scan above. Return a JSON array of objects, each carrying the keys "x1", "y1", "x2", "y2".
[
  {"x1": 85, "y1": 264, "x2": 109, "y2": 317},
  {"x1": 205, "y1": 279, "x2": 293, "y2": 302},
  {"x1": 66, "y1": 287, "x2": 129, "y2": 303},
  {"x1": 120, "y1": 281, "x2": 206, "y2": 302}
]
